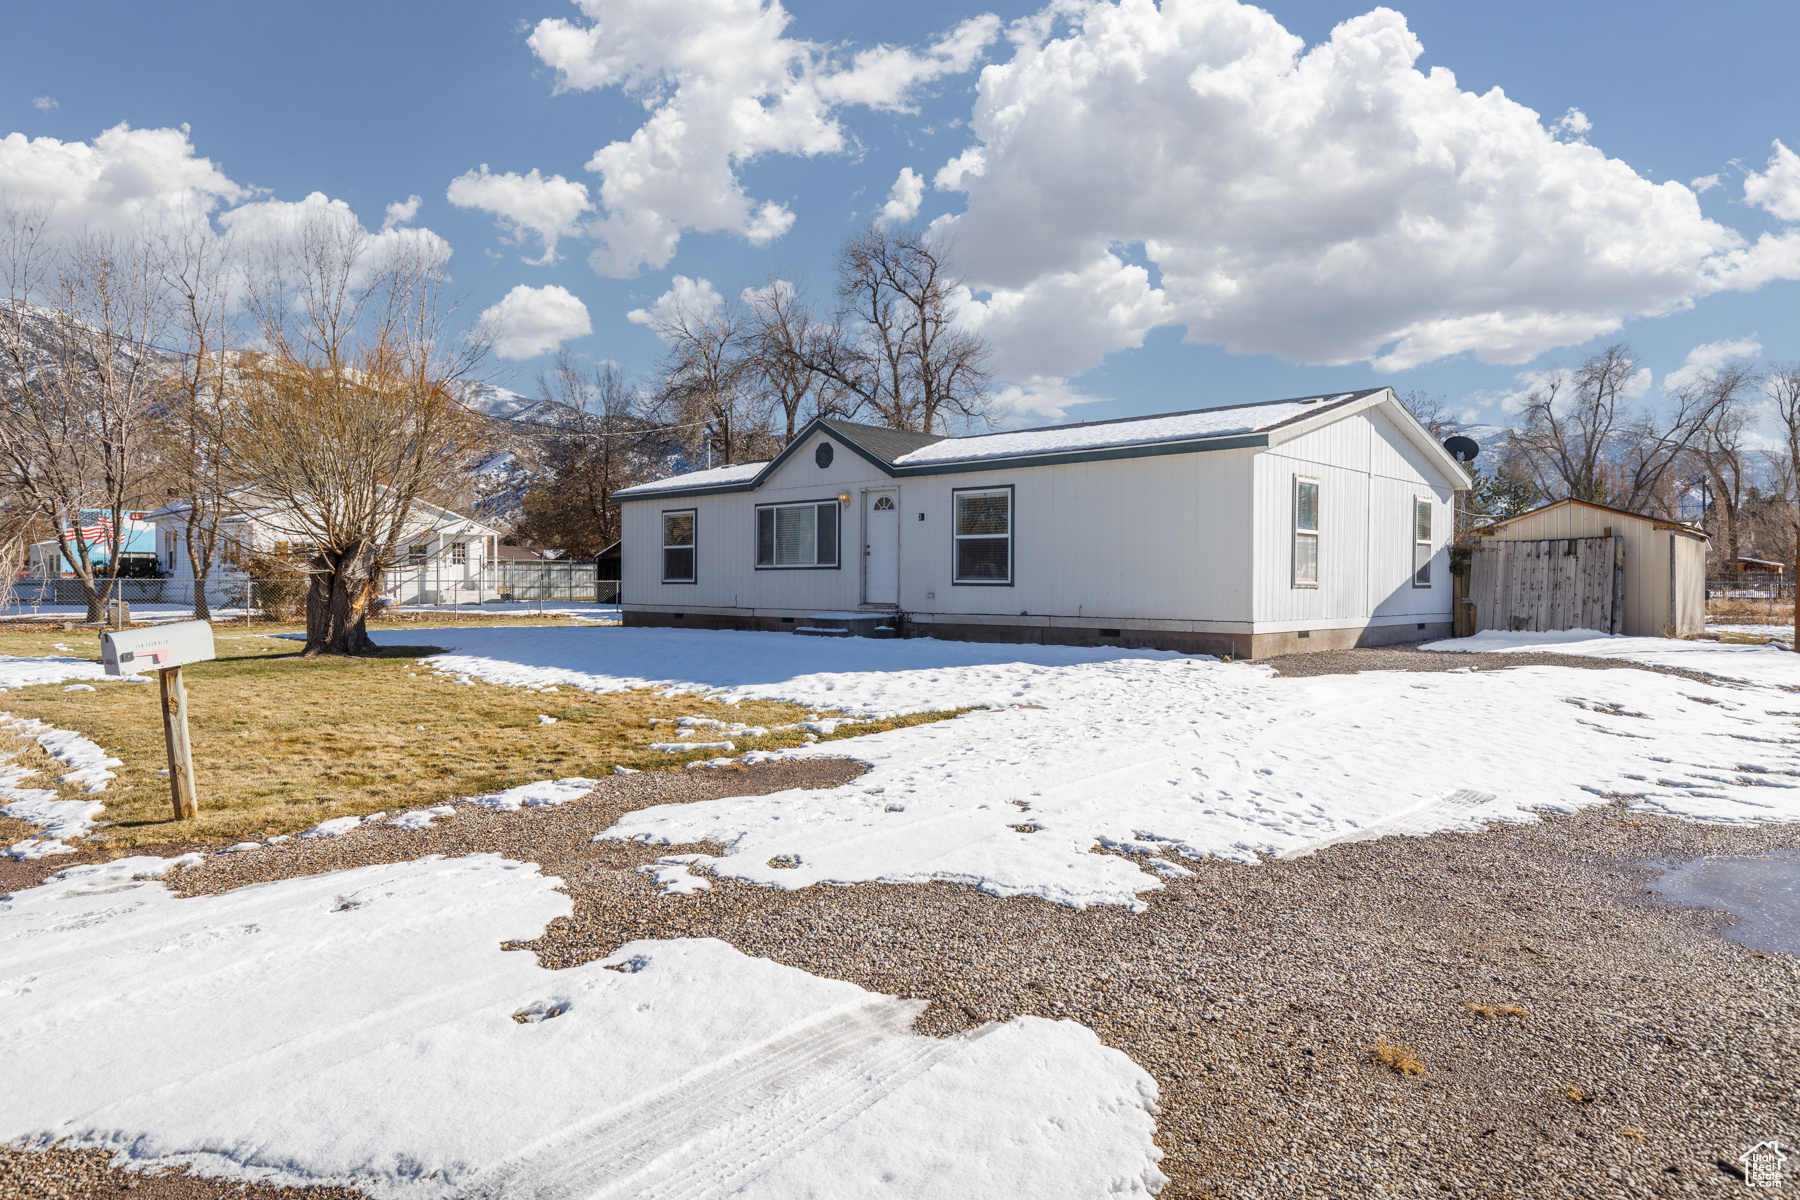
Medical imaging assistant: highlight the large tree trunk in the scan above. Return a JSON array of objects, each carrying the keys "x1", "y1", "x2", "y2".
[
  {"x1": 193, "y1": 577, "x2": 211, "y2": 623},
  {"x1": 302, "y1": 542, "x2": 381, "y2": 657}
]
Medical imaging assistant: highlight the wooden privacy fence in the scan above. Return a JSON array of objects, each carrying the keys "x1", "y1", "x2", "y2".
[{"x1": 1466, "y1": 536, "x2": 1624, "y2": 635}]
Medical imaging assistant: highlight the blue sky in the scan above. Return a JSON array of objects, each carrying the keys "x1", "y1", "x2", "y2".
[{"x1": 7, "y1": 0, "x2": 1800, "y2": 436}]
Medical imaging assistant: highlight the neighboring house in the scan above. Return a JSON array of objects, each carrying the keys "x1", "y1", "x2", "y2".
[
  {"x1": 148, "y1": 494, "x2": 504, "y2": 604},
  {"x1": 1472, "y1": 498, "x2": 1708, "y2": 637},
  {"x1": 1724, "y1": 555, "x2": 1785, "y2": 575},
  {"x1": 28, "y1": 512, "x2": 158, "y2": 577},
  {"x1": 611, "y1": 390, "x2": 1472, "y2": 657}
]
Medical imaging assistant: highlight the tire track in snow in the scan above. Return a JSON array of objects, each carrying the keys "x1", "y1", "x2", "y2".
[
  {"x1": 1275, "y1": 789, "x2": 1498, "y2": 859},
  {"x1": 473, "y1": 996, "x2": 1000, "y2": 1199}
]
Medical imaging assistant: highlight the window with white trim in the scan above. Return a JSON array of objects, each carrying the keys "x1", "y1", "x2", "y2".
[
  {"x1": 662, "y1": 510, "x2": 696, "y2": 583},
  {"x1": 450, "y1": 541, "x2": 467, "y2": 565},
  {"x1": 1412, "y1": 497, "x2": 1433, "y2": 587},
  {"x1": 953, "y1": 487, "x2": 1012, "y2": 584},
  {"x1": 408, "y1": 544, "x2": 428, "y2": 565},
  {"x1": 1292, "y1": 476, "x2": 1319, "y2": 588},
  {"x1": 755, "y1": 501, "x2": 839, "y2": 568}
]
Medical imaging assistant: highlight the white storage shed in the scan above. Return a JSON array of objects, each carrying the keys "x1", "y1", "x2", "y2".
[
  {"x1": 611, "y1": 389, "x2": 1473, "y2": 658},
  {"x1": 1470, "y1": 498, "x2": 1709, "y2": 638}
]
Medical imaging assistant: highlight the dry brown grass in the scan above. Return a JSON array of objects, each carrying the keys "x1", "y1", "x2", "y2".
[
  {"x1": 1707, "y1": 595, "x2": 1794, "y2": 626},
  {"x1": 1369, "y1": 1039, "x2": 1427, "y2": 1076},
  {"x1": 0, "y1": 623, "x2": 960, "y2": 849}
]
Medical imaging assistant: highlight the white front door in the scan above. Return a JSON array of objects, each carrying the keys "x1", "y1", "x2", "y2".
[{"x1": 863, "y1": 490, "x2": 900, "y2": 606}]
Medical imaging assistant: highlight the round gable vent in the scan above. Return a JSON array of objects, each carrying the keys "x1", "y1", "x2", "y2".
[{"x1": 815, "y1": 442, "x2": 834, "y2": 468}]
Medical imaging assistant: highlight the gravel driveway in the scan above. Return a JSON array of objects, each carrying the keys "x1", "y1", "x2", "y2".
[{"x1": 6, "y1": 717, "x2": 1797, "y2": 1198}]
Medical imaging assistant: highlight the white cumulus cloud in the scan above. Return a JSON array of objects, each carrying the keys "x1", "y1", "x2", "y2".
[
  {"x1": 0, "y1": 122, "x2": 245, "y2": 234},
  {"x1": 626, "y1": 274, "x2": 724, "y2": 338},
  {"x1": 382, "y1": 194, "x2": 422, "y2": 231},
  {"x1": 877, "y1": 167, "x2": 925, "y2": 226},
  {"x1": 1743, "y1": 140, "x2": 1800, "y2": 223},
  {"x1": 525, "y1": 0, "x2": 1000, "y2": 276},
  {"x1": 1662, "y1": 336, "x2": 1762, "y2": 394},
  {"x1": 1490, "y1": 363, "x2": 1653, "y2": 416},
  {"x1": 445, "y1": 165, "x2": 592, "y2": 265},
  {"x1": 480, "y1": 284, "x2": 593, "y2": 359},
  {"x1": 935, "y1": 2, "x2": 1800, "y2": 379},
  {"x1": 31, "y1": 96, "x2": 57, "y2": 112}
]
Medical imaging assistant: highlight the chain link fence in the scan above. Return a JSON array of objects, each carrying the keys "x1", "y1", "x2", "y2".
[{"x1": 7, "y1": 559, "x2": 619, "y2": 620}]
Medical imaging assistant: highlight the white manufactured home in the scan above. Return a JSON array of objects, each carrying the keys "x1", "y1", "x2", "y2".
[{"x1": 611, "y1": 389, "x2": 1473, "y2": 658}]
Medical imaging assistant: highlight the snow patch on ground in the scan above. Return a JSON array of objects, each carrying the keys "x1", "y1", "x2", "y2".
[
  {"x1": 300, "y1": 814, "x2": 385, "y2": 839},
  {"x1": 389, "y1": 806, "x2": 457, "y2": 830},
  {"x1": 383, "y1": 625, "x2": 1185, "y2": 718},
  {"x1": 1, "y1": 713, "x2": 126, "y2": 858},
  {"x1": 371, "y1": 625, "x2": 1800, "y2": 909},
  {"x1": 1422, "y1": 629, "x2": 1800, "y2": 687},
  {"x1": 0, "y1": 854, "x2": 1165, "y2": 1198},
  {"x1": 0, "y1": 655, "x2": 126, "y2": 692},
  {"x1": 465, "y1": 777, "x2": 599, "y2": 812}
]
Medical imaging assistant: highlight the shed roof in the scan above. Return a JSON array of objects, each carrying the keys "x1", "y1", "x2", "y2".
[{"x1": 1474, "y1": 497, "x2": 1709, "y2": 541}]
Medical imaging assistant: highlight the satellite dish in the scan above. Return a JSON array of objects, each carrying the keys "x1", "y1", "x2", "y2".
[{"x1": 1443, "y1": 435, "x2": 1480, "y2": 464}]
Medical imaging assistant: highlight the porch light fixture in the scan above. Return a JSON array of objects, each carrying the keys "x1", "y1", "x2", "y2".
[{"x1": 836, "y1": 492, "x2": 851, "y2": 506}]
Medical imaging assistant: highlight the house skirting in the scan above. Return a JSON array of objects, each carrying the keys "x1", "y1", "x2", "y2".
[{"x1": 622, "y1": 608, "x2": 1451, "y2": 659}]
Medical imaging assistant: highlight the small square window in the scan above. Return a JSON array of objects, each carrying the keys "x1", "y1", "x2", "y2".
[{"x1": 953, "y1": 487, "x2": 1011, "y2": 584}]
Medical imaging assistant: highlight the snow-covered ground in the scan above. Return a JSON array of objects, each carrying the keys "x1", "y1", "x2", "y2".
[
  {"x1": 0, "y1": 854, "x2": 1164, "y2": 1198},
  {"x1": 1421, "y1": 628, "x2": 1799, "y2": 688},
  {"x1": 2, "y1": 713, "x2": 131, "y2": 859},
  {"x1": 381, "y1": 626, "x2": 1800, "y2": 910}
]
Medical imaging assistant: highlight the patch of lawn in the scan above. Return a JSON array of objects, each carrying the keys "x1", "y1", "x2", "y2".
[{"x1": 0, "y1": 624, "x2": 959, "y2": 849}]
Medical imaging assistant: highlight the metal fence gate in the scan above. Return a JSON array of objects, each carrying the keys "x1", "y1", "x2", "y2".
[{"x1": 1467, "y1": 536, "x2": 1623, "y2": 635}]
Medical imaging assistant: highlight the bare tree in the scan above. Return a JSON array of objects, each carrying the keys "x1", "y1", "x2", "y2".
[
  {"x1": 1510, "y1": 345, "x2": 1641, "y2": 506},
  {"x1": 642, "y1": 291, "x2": 773, "y2": 466},
  {"x1": 515, "y1": 353, "x2": 658, "y2": 553},
  {"x1": 1686, "y1": 371, "x2": 1759, "y2": 571},
  {"x1": 238, "y1": 214, "x2": 485, "y2": 656},
  {"x1": 1510, "y1": 344, "x2": 1732, "y2": 518},
  {"x1": 1398, "y1": 389, "x2": 1456, "y2": 438},
  {"x1": 156, "y1": 219, "x2": 239, "y2": 621},
  {"x1": 814, "y1": 224, "x2": 992, "y2": 434},
  {"x1": 0, "y1": 209, "x2": 171, "y2": 621},
  {"x1": 1766, "y1": 363, "x2": 1800, "y2": 650},
  {"x1": 740, "y1": 275, "x2": 852, "y2": 444}
]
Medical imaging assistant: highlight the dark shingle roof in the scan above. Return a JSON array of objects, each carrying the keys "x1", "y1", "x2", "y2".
[{"x1": 817, "y1": 418, "x2": 945, "y2": 465}]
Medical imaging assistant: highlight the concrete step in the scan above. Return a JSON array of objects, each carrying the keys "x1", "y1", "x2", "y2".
[{"x1": 794, "y1": 611, "x2": 899, "y2": 639}]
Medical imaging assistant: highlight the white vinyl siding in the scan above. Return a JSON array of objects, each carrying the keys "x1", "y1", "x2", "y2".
[
  {"x1": 1292, "y1": 476, "x2": 1319, "y2": 587},
  {"x1": 953, "y1": 487, "x2": 1011, "y2": 584},
  {"x1": 1412, "y1": 497, "x2": 1432, "y2": 586},
  {"x1": 755, "y1": 501, "x2": 839, "y2": 568},
  {"x1": 662, "y1": 510, "x2": 696, "y2": 583}
]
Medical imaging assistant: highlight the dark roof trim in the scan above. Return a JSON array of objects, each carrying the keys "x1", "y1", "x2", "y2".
[{"x1": 617, "y1": 428, "x2": 1276, "y2": 499}]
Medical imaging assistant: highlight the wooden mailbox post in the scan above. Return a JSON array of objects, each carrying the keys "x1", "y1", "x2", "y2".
[{"x1": 100, "y1": 620, "x2": 216, "y2": 821}]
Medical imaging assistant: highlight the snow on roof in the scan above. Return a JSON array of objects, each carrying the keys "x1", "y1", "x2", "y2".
[
  {"x1": 613, "y1": 460, "x2": 768, "y2": 498},
  {"x1": 890, "y1": 393, "x2": 1370, "y2": 467}
]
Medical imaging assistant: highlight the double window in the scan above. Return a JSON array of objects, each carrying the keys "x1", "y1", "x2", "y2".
[
  {"x1": 953, "y1": 487, "x2": 1012, "y2": 585},
  {"x1": 755, "y1": 501, "x2": 839, "y2": 568},
  {"x1": 662, "y1": 510, "x2": 696, "y2": 583},
  {"x1": 1292, "y1": 476, "x2": 1319, "y2": 587},
  {"x1": 1413, "y1": 497, "x2": 1433, "y2": 587}
]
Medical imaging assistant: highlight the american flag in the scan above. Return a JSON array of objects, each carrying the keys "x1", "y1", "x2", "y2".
[{"x1": 73, "y1": 511, "x2": 113, "y2": 544}]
